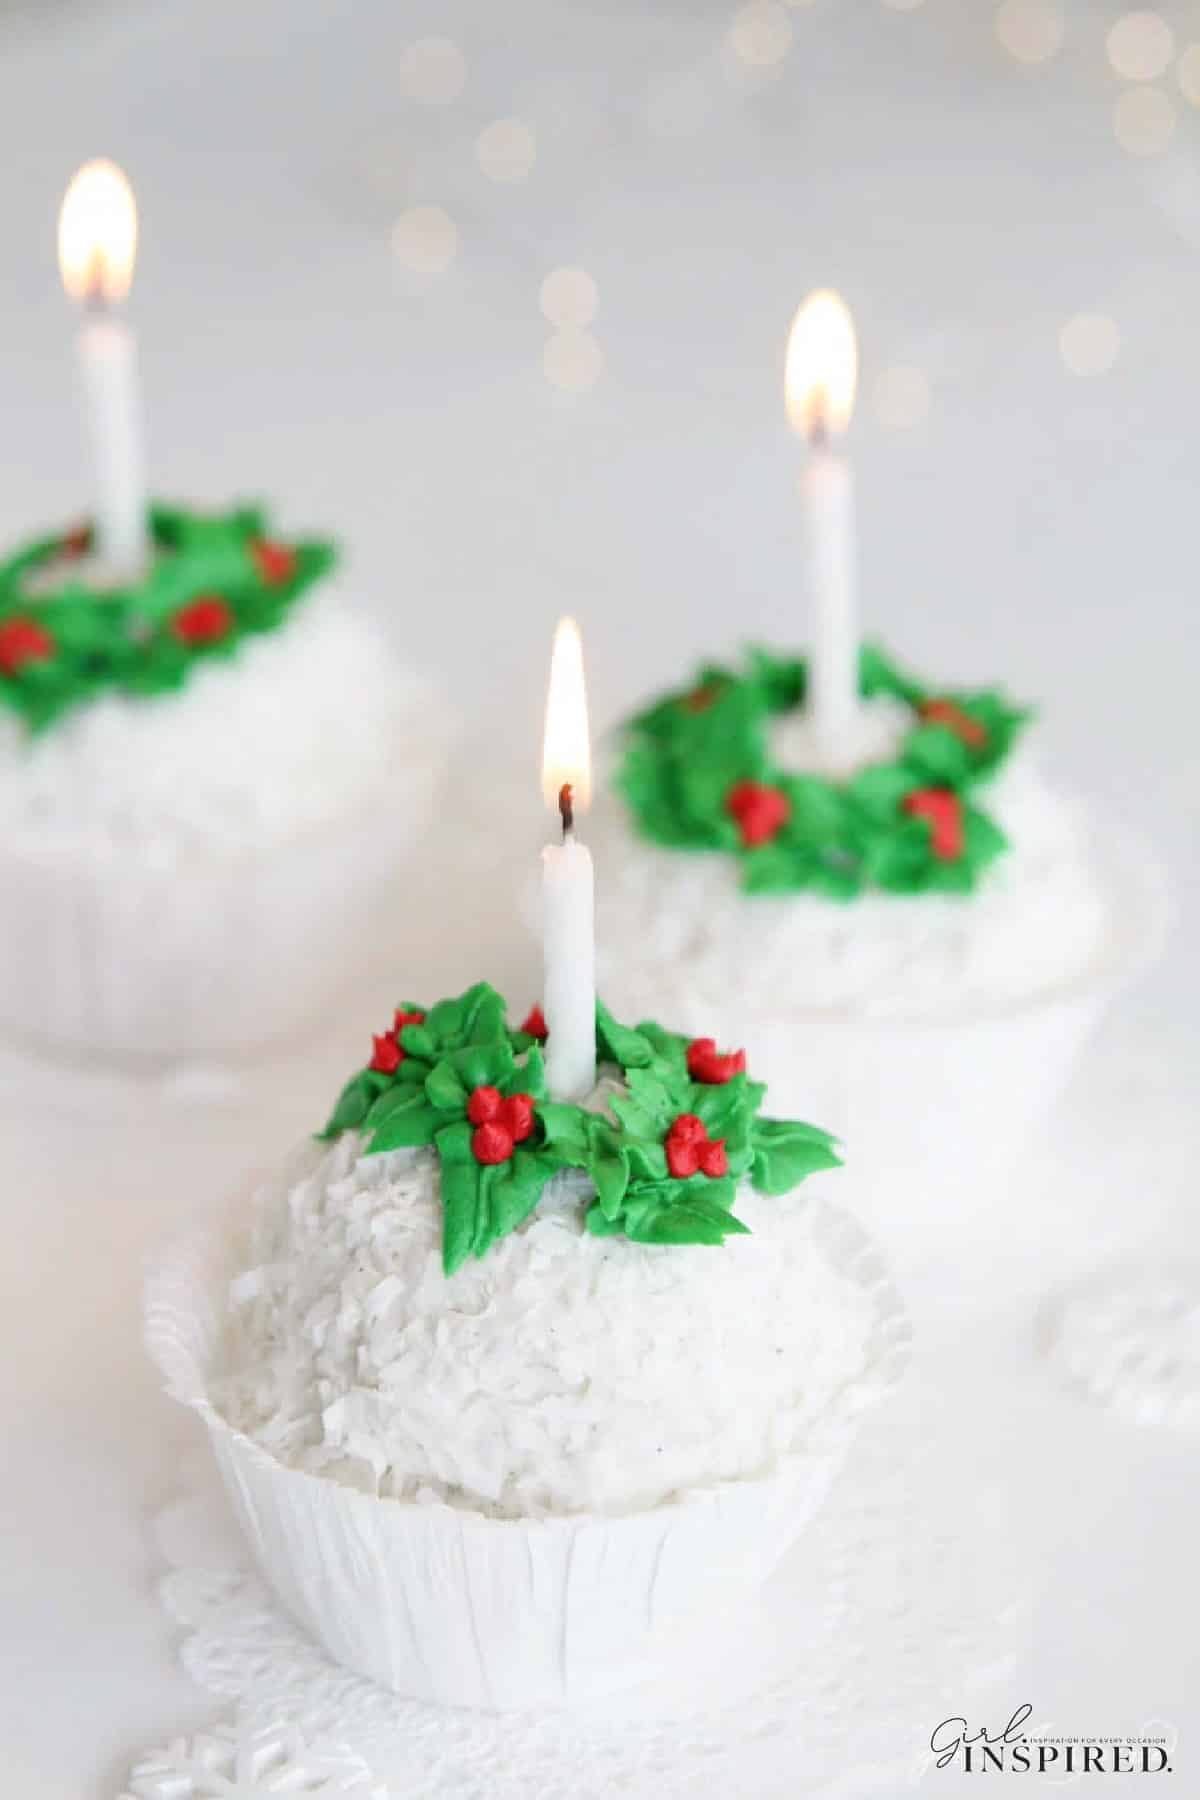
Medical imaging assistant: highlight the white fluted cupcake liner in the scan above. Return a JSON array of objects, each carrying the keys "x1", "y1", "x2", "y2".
[
  {"x1": 601, "y1": 827, "x2": 1168, "y2": 1212},
  {"x1": 0, "y1": 785, "x2": 438, "y2": 1060},
  {"x1": 145, "y1": 1197, "x2": 910, "y2": 1712},
  {"x1": 0, "y1": 585, "x2": 457, "y2": 1061}
]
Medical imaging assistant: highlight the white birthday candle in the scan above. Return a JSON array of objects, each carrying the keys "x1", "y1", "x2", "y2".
[
  {"x1": 540, "y1": 616, "x2": 596, "y2": 1101},
  {"x1": 785, "y1": 289, "x2": 860, "y2": 771},
  {"x1": 58, "y1": 159, "x2": 148, "y2": 580}
]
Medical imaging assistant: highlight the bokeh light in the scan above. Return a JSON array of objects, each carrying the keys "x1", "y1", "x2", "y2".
[
  {"x1": 1177, "y1": 44, "x2": 1200, "y2": 108},
  {"x1": 539, "y1": 268, "x2": 598, "y2": 331},
  {"x1": 397, "y1": 37, "x2": 466, "y2": 105},
  {"x1": 874, "y1": 365, "x2": 931, "y2": 429},
  {"x1": 476, "y1": 119, "x2": 537, "y2": 184},
  {"x1": 1113, "y1": 85, "x2": 1176, "y2": 154},
  {"x1": 994, "y1": 1, "x2": 1064, "y2": 66},
  {"x1": 543, "y1": 330, "x2": 605, "y2": 394},
  {"x1": 392, "y1": 205, "x2": 458, "y2": 274},
  {"x1": 1059, "y1": 313, "x2": 1120, "y2": 377},
  {"x1": 1106, "y1": 12, "x2": 1174, "y2": 84},
  {"x1": 729, "y1": 2, "x2": 793, "y2": 68}
]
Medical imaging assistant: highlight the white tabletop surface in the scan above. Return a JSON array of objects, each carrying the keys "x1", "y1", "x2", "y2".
[{"x1": 0, "y1": 0, "x2": 1197, "y2": 1792}]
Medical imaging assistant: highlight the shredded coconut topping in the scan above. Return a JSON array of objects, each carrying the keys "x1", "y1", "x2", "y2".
[
  {"x1": 0, "y1": 593, "x2": 442, "y2": 855},
  {"x1": 594, "y1": 713, "x2": 1111, "y2": 1023},
  {"x1": 215, "y1": 1133, "x2": 879, "y2": 1520}
]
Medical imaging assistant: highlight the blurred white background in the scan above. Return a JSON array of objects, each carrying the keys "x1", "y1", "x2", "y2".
[
  {"x1": 4, "y1": 0, "x2": 1197, "y2": 999},
  {"x1": 1, "y1": 0, "x2": 1198, "y2": 1792},
  {"x1": 0, "y1": 1, "x2": 1195, "y2": 1000}
]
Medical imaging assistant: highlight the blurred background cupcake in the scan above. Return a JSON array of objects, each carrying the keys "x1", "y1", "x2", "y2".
[
  {"x1": 590, "y1": 634, "x2": 1166, "y2": 1209},
  {"x1": 0, "y1": 162, "x2": 451, "y2": 1061}
]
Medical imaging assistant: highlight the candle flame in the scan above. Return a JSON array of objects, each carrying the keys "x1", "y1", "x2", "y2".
[
  {"x1": 785, "y1": 289, "x2": 857, "y2": 440},
  {"x1": 58, "y1": 159, "x2": 138, "y2": 304},
  {"x1": 541, "y1": 616, "x2": 592, "y2": 814}
]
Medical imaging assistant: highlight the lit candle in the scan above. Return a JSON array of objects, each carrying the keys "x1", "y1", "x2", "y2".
[
  {"x1": 58, "y1": 159, "x2": 148, "y2": 579},
  {"x1": 541, "y1": 616, "x2": 596, "y2": 1101},
  {"x1": 785, "y1": 289, "x2": 860, "y2": 771}
]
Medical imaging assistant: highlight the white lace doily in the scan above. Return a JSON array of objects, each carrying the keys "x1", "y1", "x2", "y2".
[
  {"x1": 1041, "y1": 1265, "x2": 1200, "y2": 1431},
  {"x1": 122, "y1": 1722, "x2": 385, "y2": 1797},
  {"x1": 132, "y1": 1400, "x2": 1025, "y2": 1799}
]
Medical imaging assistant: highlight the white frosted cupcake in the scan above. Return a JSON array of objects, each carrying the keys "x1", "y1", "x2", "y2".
[
  {"x1": 0, "y1": 504, "x2": 450, "y2": 1058},
  {"x1": 592, "y1": 645, "x2": 1165, "y2": 1198},
  {"x1": 147, "y1": 981, "x2": 907, "y2": 1710}
]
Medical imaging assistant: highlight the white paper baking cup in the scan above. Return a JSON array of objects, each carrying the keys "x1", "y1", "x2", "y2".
[
  {"x1": 601, "y1": 827, "x2": 1169, "y2": 1210},
  {"x1": 0, "y1": 777, "x2": 439, "y2": 1062},
  {"x1": 145, "y1": 1197, "x2": 910, "y2": 1712}
]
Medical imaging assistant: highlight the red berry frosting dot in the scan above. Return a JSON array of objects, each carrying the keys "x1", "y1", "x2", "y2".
[
  {"x1": 472, "y1": 1121, "x2": 514, "y2": 1165},
  {"x1": 520, "y1": 1005, "x2": 548, "y2": 1042},
  {"x1": 682, "y1": 682, "x2": 718, "y2": 714},
  {"x1": 467, "y1": 1085, "x2": 502, "y2": 1126},
  {"x1": 918, "y1": 697, "x2": 987, "y2": 750},
  {"x1": 0, "y1": 616, "x2": 54, "y2": 675},
  {"x1": 686, "y1": 1037, "x2": 746, "y2": 1085},
  {"x1": 251, "y1": 539, "x2": 297, "y2": 586},
  {"x1": 369, "y1": 1033, "x2": 401, "y2": 1074},
  {"x1": 665, "y1": 1113, "x2": 727, "y2": 1181},
  {"x1": 726, "y1": 779, "x2": 791, "y2": 849},
  {"x1": 699, "y1": 1138, "x2": 729, "y2": 1178},
  {"x1": 394, "y1": 1008, "x2": 426, "y2": 1033},
  {"x1": 666, "y1": 1133, "x2": 700, "y2": 1179},
  {"x1": 499, "y1": 1093, "x2": 535, "y2": 1144},
  {"x1": 903, "y1": 787, "x2": 964, "y2": 861},
  {"x1": 468, "y1": 1087, "x2": 536, "y2": 1160},
  {"x1": 173, "y1": 595, "x2": 233, "y2": 645}
]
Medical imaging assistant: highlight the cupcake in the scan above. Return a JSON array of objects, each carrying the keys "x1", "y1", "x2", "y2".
[
  {"x1": 591, "y1": 644, "x2": 1165, "y2": 1200},
  {"x1": 146, "y1": 982, "x2": 907, "y2": 1710},
  {"x1": 0, "y1": 504, "x2": 449, "y2": 1058}
]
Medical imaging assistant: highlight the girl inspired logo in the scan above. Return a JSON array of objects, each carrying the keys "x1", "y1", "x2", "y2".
[{"x1": 929, "y1": 1706, "x2": 1175, "y2": 1775}]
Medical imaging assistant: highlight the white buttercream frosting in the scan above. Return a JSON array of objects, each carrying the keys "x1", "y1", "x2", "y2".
[
  {"x1": 0, "y1": 591, "x2": 443, "y2": 856},
  {"x1": 593, "y1": 703, "x2": 1112, "y2": 1024},
  {"x1": 214, "y1": 1130, "x2": 880, "y2": 1520}
]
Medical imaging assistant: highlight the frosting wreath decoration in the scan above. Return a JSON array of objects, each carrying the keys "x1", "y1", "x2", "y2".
[
  {"x1": 320, "y1": 981, "x2": 840, "y2": 1275},
  {"x1": 0, "y1": 502, "x2": 335, "y2": 732},
  {"x1": 616, "y1": 644, "x2": 1031, "y2": 897}
]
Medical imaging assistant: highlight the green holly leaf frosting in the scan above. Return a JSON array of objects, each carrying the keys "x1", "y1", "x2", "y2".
[
  {"x1": 615, "y1": 642, "x2": 1031, "y2": 899},
  {"x1": 750, "y1": 1117, "x2": 843, "y2": 1194},
  {"x1": 317, "y1": 985, "x2": 840, "y2": 1276},
  {"x1": 0, "y1": 502, "x2": 335, "y2": 734}
]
